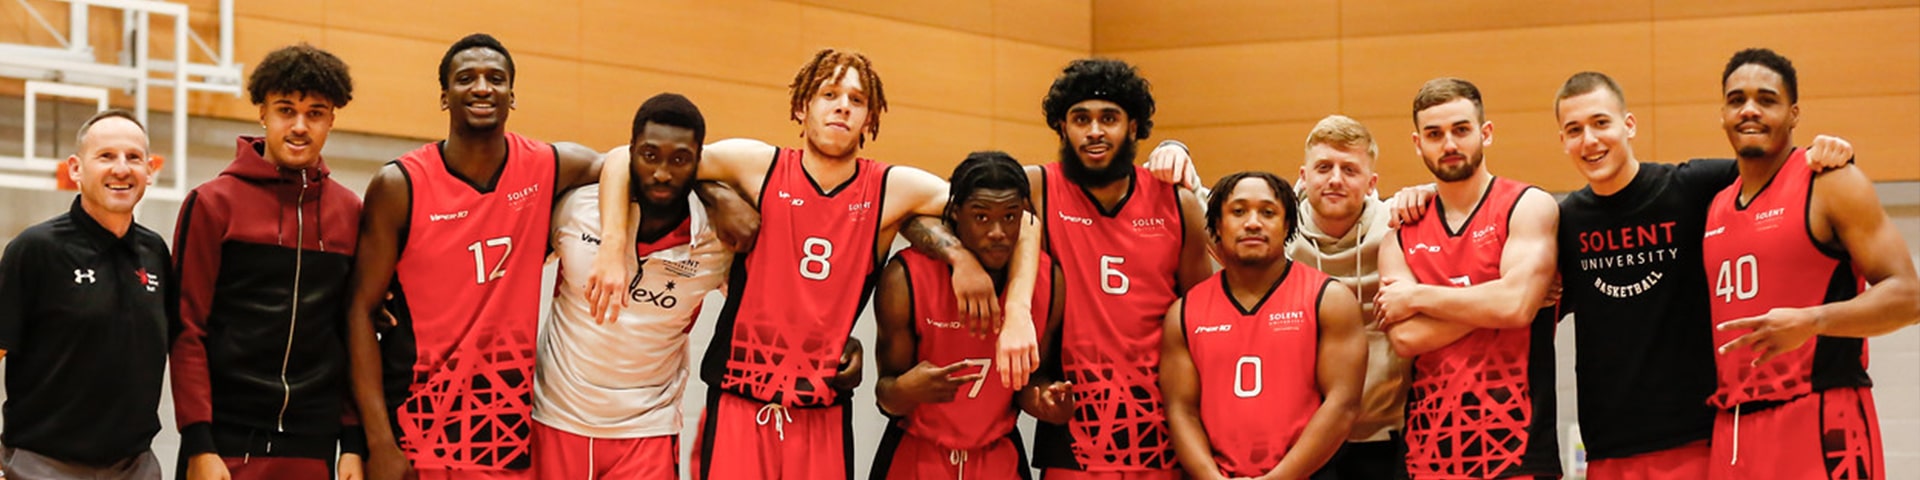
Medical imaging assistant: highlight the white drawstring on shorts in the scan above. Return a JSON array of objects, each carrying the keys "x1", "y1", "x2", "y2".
[
  {"x1": 1730, "y1": 404, "x2": 1742, "y2": 466},
  {"x1": 756, "y1": 403, "x2": 794, "y2": 441},
  {"x1": 949, "y1": 449, "x2": 969, "y2": 480}
]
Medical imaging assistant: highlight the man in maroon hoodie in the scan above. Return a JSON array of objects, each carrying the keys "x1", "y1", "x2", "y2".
[{"x1": 168, "y1": 43, "x2": 366, "y2": 480}]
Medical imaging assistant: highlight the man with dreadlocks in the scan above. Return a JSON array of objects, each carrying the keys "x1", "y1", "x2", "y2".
[
  {"x1": 870, "y1": 151, "x2": 1067, "y2": 480},
  {"x1": 1024, "y1": 58, "x2": 1214, "y2": 479},
  {"x1": 168, "y1": 43, "x2": 366, "y2": 480},
  {"x1": 592, "y1": 48, "x2": 1044, "y2": 479}
]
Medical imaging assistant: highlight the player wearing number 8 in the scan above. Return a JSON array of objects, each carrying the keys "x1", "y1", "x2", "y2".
[
  {"x1": 870, "y1": 151, "x2": 1065, "y2": 479},
  {"x1": 1699, "y1": 48, "x2": 1920, "y2": 480},
  {"x1": 1161, "y1": 171, "x2": 1367, "y2": 480}
]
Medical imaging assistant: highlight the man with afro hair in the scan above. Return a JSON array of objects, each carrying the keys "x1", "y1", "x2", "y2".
[
  {"x1": 1023, "y1": 58, "x2": 1215, "y2": 480},
  {"x1": 168, "y1": 42, "x2": 368, "y2": 480}
]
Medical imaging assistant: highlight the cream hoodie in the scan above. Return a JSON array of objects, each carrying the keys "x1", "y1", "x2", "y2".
[{"x1": 1286, "y1": 194, "x2": 1411, "y2": 442}]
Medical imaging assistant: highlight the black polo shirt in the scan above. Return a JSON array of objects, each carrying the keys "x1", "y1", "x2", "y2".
[{"x1": 0, "y1": 196, "x2": 170, "y2": 466}]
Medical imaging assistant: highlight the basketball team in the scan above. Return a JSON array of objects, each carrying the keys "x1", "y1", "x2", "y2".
[{"x1": 0, "y1": 31, "x2": 1914, "y2": 480}]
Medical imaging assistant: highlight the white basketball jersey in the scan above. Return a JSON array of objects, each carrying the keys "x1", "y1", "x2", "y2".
[{"x1": 535, "y1": 185, "x2": 731, "y2": 438}]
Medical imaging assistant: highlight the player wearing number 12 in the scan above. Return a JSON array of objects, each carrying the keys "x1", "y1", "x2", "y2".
[
  {"x1": 1699, "y1": 48, "x2": 1920, "y2": 480},
  {"x1": 1161, "y1": 171, "x2": 1367, "y2": 480}
]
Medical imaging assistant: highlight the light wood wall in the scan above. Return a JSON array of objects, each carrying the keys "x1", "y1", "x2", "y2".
[
  {"x1": 0, "y1": 0, "x2": 1093, "y2": 175},
  {"x1": 4, "y1": 1, "x2": 1916, "y2": 190},
  {"x1": 1095, "y1": 0, "x2": 1920, "y2": 192}
]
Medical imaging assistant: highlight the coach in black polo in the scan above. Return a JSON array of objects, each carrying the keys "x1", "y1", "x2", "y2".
[{"x1": 0, "y1": 109, "x2": 170, "y2": 480}]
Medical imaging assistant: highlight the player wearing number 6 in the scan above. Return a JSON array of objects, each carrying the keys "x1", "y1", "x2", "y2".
[
  {"x1": 870, "y1": 151, "x2": 1066, "y2": 479},
  {"x1": 1699, "y1": 48, "x2": 1920, "y2": 480},
  {"x1": 1161, "y1": 171, "x2": 1367, "y2": 480}
]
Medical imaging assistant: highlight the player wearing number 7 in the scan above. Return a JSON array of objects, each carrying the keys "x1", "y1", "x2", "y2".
[
  {"x1": 1162, "y1": 171, "x2": 1367, "y2": 480},
  {"x1": 1699, "y1": 48, "x2": 1919, "y2": 480},
  {"x1": 870, "y1": 151, "x2": 1066, "y2": 479}
]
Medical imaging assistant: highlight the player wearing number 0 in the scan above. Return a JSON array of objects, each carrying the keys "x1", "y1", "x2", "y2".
[
  {"x1": 870, "y1": 151, "x2": 1065, "y2": 480},
  {"x1": 592, "y1": 49, "x2": 1045, "y2": 480},
  {"x1": 1161, "y1": 171, "x2": 1367, "y2": 480},
  {"x1": 1699, "y1": 48, "x2": 1919, "y2": 480},
  {"x1": 1024, "y1": 58, "x2": 1214, "y2": 479},
  {"x1": 531, "y1": 93, "x2": 738, "y2": 479},
  {"x1": 1377, "y1": 78, "x2": 1562, "y2": 479}
]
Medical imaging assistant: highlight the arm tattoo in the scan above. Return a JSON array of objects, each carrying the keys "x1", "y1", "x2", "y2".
[{"x1": 903, "y1": 216, "x2": 962, "y2": 261}]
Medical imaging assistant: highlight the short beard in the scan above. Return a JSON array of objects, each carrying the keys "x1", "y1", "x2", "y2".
[
  {"x1": 1059, "y1": 140, "x2": 1138, "y2": 187},
  {"x1": 1427, "y1": 152, "x2": 1482, "y2": 182},
  {"x1": 1737, "y1": 146, "x2": 1768, "y2": 159}
]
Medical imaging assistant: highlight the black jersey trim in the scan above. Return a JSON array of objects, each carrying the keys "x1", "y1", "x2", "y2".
[
  {"x1": 868, "y1": 419, "x2": 909, "y2": 479},
  {"x1": 1733, "y1": 147, "x2": 1798, "y2": 211},
  {"x1": 391, "y1": 160, "x2": 414, "y2": 257},
  {"x1": 433, "y1": 139, "x2": 512, "y2": 194},
  {"x1": 756, "y1": 149, "x2": 779, "y2": 213},
  {"x1": 1803, "y1": 165, "x2": 1854, "y2": 262},
  {"x1": 1224, "y1": 261, "x2": 1294, "y2": 317},
  {"x1": 801, "y1": 151, "x2": 863, "y2": 198},
  {"x1": 1073, "y1": 168, "x2": 1138, "y2": 218},
  {"x1": 1440, "y1": 177, "x2": 1501, "y2": 238}
]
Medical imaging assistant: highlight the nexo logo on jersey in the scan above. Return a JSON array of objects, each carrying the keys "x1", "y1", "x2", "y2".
[
  {"x1": 924, "y1": 317, "x2": 965, "y2": 330},
  {"x1": 1406, "y1": 243, "x2": 1442, "y2": 255},
  {"x1": 626, "y1": 259, "x2": 680, "y2": 309},
  {"x1": 1057, "y1": 211, "x2": 1093, "y2": 226},
  {"x1": 777, "y1": 190, "x2": 803, "y2": 207}
]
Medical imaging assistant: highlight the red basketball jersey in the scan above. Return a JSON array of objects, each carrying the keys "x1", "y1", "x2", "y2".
[
  {"x1": 703, "y1": 148, "x2": 890, "y2": 407},
  {"x1": 388, "y1": 133, "x2": 555, "y2": 470},
  {"x1": 1701, "y1": 149, "x2": 1869, "y2": 408},
  {"x1": 1040, "y1": 163, "x2": 1183, "y2": 471},
  {"x1": 1181, "y1": 264, "x2": 1331, "y2": 478},
  {"x1": 1395, "y1": 177, "x2": 1561, "y2": 478},
  {"x1": 897, "y1": 249, "x2": 1055, "y2": 450}
]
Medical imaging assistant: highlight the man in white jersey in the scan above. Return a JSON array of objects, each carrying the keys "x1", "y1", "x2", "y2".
[{"x1": 532, "y1": 93, "x2": 742, "y2": 479}]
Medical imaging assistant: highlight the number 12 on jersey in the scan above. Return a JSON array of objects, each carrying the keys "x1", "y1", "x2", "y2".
[
  {"x1": 1715, "y1": 254, "x2": 1758, "y2": 303},
  {"x1": 467, "y1": 236, "x2": 513, "y2": 284}
]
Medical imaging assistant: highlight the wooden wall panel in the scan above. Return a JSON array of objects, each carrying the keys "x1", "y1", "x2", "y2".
[
  {"x1": 992, "y1": 40, "x2": 1083, "y2": 122},
  {"x1": 991, "y1": 119, "x2": 1060, "y2": 170},
  {"x1": 1340, "y1": 0, "x2": 1651, "y2": 38},
  {"x1": 579, "y1": 0, "x2": 803, "y2": 89},
  {"x1": 1649, "y1": 9, "x2": 1920, "y2": 105},
  {"x1": 324, "y1": 0, "x2": 581, "y2": 60},
  {"x1": 800, "y1": 7, "x2": 995, "y2": 117},
  {"x1": 993, "y1": 0, "x2": 1090, "y2": 51},
  {"x1": 1653, "y1": 0, "x2": 1919, "y2": 20},
  {"x1": 1340, "y1": 22, "x2": 1655, "y2": 120},
  {"x1": 854, "y1": 106, "x2": 994, "y2": 174},
  {"x1": 235, "y1": 0, "x2": 325, "y2": 26},
  {"x1": 1152, "y1": 121, "x2": 1322, "y2": 187},
  {"x1": 574, "y1": 63, "x2": 791, "y2": 150},
  {"x1": 795, "y1": 0, "x2": 992, "y2": 37},
  {"x1": 1090, "y1": 0, "x2": 1339, "y2": 52},
  {"x1": 1648, "y1": 96, "x2": 1920, "y2": 182},
  {"x1": 1112, "y1": 40, "x2": 1342, "y2": 127},
  {"x1": 1, "y1": 0, "x2": 69, "y2": 45},
  {"x1": 320, "y1": 30, "x2": 448, "y2": 140}
]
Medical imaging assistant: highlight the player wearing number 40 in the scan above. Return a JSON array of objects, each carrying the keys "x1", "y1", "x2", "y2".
[{"x1": 870, "y1": 151, "x2": 1066, "y2": 480}]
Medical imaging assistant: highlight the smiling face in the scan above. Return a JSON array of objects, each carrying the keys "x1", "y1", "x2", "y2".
[
  {"x1": 795, "y1": 65, "x2": 871, "y2": 159},
  {"x1": 1412, "y1": 98, "x2": 1490, "y2": 183},
  {"x1": 1721, "y1": 63, "x2": 1799, "y2": 161},
  {"x1": 441, "y1": 47, "x2": 514, "y2": 133},
  {"x1": 259, "y1": 91, "x2": 336, "y2": 169},
  {"x1": 68, "y1": 116, "x2": 153, "y2": 218},
  {"x1": 1557, "y1": 88, "x2": 1638, "y2": 193}
]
